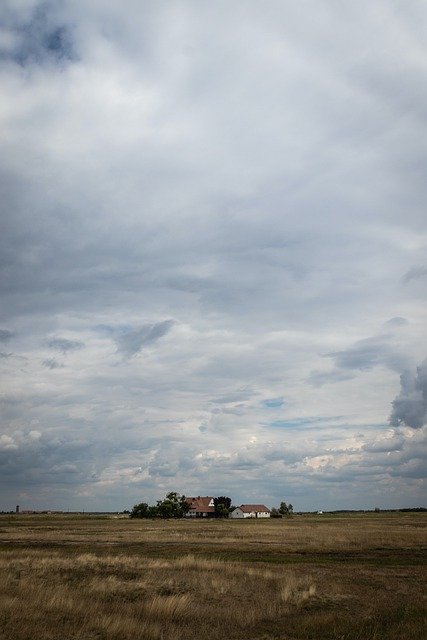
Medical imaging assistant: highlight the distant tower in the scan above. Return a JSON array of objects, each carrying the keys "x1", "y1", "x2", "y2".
[{"x1": 16, "y1": 505, "x2": 19, "y2": 514}]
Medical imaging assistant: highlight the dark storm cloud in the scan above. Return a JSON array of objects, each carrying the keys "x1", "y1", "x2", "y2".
[
  {"x1": 46, "y1": 339, "x2": 84, "y2": 354},
  {"x1": 113, "y1": 320, "x2": 175, "y2": 358},
  {"x1": 390, "y1": 360, "x2": 427, "y2": 429},
  {"x1": 0, "y1": 329, "x2": 13, "y2": 343}
]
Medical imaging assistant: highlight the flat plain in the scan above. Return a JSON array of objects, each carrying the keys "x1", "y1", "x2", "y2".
[{"x1": 0, "y1": 512, "x2": 425, "y2": 639}]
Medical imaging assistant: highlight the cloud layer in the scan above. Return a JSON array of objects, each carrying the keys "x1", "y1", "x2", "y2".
[
  {"x1": 390, "y1": 361, "x2": 427, "y2": 430},
  {"x1": 0, "y1": 1, "x2": 426, "y2": 511}
]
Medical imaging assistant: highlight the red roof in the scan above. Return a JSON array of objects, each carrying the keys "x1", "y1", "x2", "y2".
[
  {"x1": 239, "y1": 504, "x2": 270, "y2": 513},
  {"x1": 186, "y1": 496, "x2": 215, "y2": 512}
]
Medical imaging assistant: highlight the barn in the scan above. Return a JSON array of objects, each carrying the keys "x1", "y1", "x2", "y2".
[{"x1": 229, "y1": 504, "x2": 271, "y2": 519}]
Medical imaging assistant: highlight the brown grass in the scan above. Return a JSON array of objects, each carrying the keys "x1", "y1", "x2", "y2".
[{"x1": 0, "y1": 513, "x2": 425, "y2": 639}]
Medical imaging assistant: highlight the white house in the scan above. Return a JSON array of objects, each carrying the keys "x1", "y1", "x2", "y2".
[{"x1": 230, "y1": 504, "x2": 271, "y2": 519}]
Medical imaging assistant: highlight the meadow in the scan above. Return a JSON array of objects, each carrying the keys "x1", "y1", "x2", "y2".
[{"x1": 0, "y1": 512, "x2": 425, "y2": 639}]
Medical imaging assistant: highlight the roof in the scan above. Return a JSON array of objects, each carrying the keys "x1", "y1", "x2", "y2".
[
  {"x1": 186, "y1": 496, "x2": 215, "y2": 512},
  {"x1": 238, "y1": 504, "x2": 271, "y2": 513}
]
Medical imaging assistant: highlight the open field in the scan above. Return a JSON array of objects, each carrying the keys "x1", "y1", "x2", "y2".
[{"x1": 0, "y1": 513, "x2": 425, "y2": 639}]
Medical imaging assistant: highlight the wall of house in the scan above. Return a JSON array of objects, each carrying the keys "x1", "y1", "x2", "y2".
[{"x1": 230, "y1": 509, "x2": 271, "y2": 518}]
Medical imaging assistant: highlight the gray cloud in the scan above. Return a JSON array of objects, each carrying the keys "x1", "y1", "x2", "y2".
[
  {"x1": 385, "y1": 317, "x2": 409, "y2": 327},
  {"x1": 46, "y1": 338, "x2": 84, "y2": 354},
  {"x1": 210, "y1": 390, "x2": 255, "y2": 405},
  {"x1": 114, "y1": 320, "x2": 175, "y2": 358},
  {"x1": 403, "y1": 266, "x2": 427, "y2": 283},
  {"x1": 0, "y1": 2, "x2": 76, "y2": 66},
  {"x1": 307, "y1": 369, "x2": 355, "y2": 387},
  {"x1": 327, "y1": 337, "x2": 390, "y2": 371},
  {"x1": 324, "y1": 335, "x2": 408, "y2": 373},
  {"x1": 42, "y1": 358, "x2": 64, "y2": 370},
  {"x1": 390, "y1": 361, "x2": 427, "y2": 429},
  {"x1": 0, "y1": 329, "x2": 13, "y2": 343}
]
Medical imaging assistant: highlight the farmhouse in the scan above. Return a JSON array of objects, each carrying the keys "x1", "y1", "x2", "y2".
[
  {"x1": 230, "y1": 504, "x2": 271, "y2": 519},
  {"x1": 185, "y1": 496, "x2": 215, "y2": 517}
]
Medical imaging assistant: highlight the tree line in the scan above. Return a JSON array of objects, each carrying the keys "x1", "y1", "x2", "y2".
[
  {"x1": 130, "y1": 493, "x2": 233, "y2": 519},
  {"x1": 130, "y1": 493, "x2": 294, "y2": 519}
]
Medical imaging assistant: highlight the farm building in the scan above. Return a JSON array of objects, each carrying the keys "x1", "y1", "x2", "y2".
[
  {"x1": 185, "y1": 496, "x2": 215, "y2": 517},
  {"x1": 230, "y1": 504, "x2": 271, "y2": 519}
]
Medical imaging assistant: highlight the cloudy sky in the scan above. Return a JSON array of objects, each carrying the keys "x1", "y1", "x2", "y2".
[{"x1": 1, "y1": 0, "x2": 426, "y2": 512}]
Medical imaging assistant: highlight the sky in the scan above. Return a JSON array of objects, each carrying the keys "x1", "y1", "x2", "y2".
[{"x1": 0, "y1": 0, "x2": 426, "y2": 512}]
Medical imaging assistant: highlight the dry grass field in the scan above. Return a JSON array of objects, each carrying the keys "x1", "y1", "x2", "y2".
[{"x1": 0, "y1": 512, "x2": 425, "y2": 639}]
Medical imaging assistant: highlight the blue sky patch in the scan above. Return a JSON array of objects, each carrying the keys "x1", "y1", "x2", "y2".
[{"x1": 263, "y1": 397, "x2": 285, "y2": 409}]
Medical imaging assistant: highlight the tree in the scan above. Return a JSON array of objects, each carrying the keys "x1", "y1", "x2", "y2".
[
  {"x1": 130, "y1": 492, "x2": 190, "y2": 519},
  {"x1": 130, "y1": 502, "x2": 150, "y2": 518},
  {"x1": 157, "y1": 492, "x2": 190, "y2": 518},
  {"x1": 278, "y1": 501, "x2": 294, "y2": 517},
  {"x1": 157, "y1": 499, "x2": 174, "y2": 519},
  {"x1": 214, "y1": 496, "x2": 232, "y2": 518}
]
